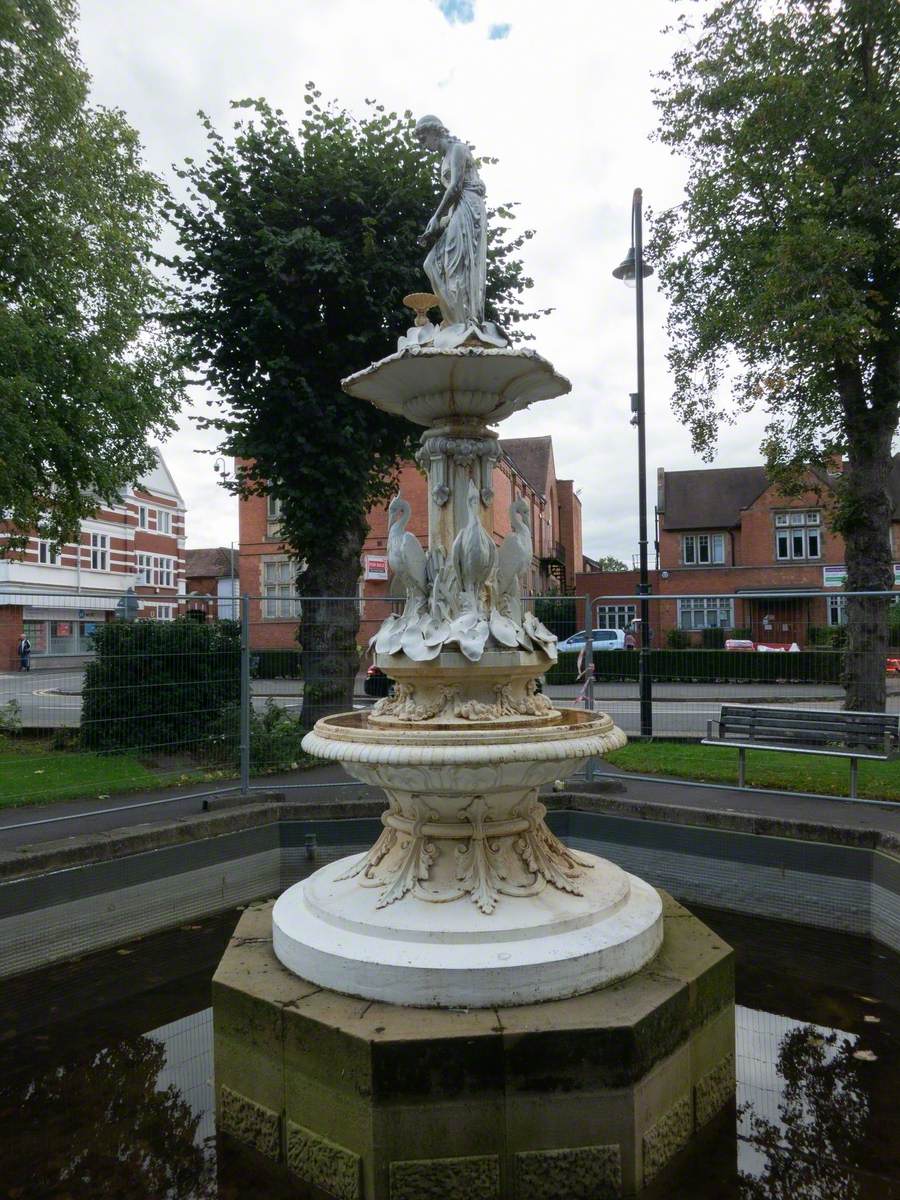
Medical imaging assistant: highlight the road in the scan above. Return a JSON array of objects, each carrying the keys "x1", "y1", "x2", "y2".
[{"x1": 4, "y1": 667, "x2": 900, "y2": 737}]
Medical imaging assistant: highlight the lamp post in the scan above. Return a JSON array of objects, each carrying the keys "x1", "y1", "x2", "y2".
[
  {"x1": 214, "y1": 457, "x2": 238, "y2": 620},
  {"x1": 613, "y1": 188, "x2": 653, "y2": 738}
]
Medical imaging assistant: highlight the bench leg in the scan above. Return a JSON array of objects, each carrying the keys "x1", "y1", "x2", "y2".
[
  {"x1": 738, "y1": 747, "x2": 746, "y2": 789},
  {"x1": 850, "y1": 757, "x2": 858, "y2": 799}
]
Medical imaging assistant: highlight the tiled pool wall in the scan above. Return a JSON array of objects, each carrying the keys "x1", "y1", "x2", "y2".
[{"x1": 1, "y1": 810, "x2": 898, "y2": 980}]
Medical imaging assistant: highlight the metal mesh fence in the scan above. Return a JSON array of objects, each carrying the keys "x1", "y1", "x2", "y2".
[
  {"x1": 1, "y1": 586, "x2": 898, "y2": 812},
  {"x1": 576, "y1": 590, "x2": 900, "y2": 739}
]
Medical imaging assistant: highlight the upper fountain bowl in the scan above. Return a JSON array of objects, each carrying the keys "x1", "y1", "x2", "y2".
[{"x1": 341, "y1": 346, "x2": 571, "y2": 428}]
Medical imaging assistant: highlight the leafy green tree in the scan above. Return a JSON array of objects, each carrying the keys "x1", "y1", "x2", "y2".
[
  {"x1": 168, "y1": 89, "x2": 545, "y2": 724},
  {"x1": 652, "y1": 0, "x2": 900, "y2": 709},
  {"x1": 594, "y1": 555, "x2": 628, "y2": 572},
  {"x1": 0, "y1": 0, "x2": 183, "y2": 552}
]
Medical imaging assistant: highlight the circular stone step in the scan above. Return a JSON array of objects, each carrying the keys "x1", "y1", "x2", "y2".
[{"x1": 272, "y1": 852, "x2": 663, "y2": 1009}]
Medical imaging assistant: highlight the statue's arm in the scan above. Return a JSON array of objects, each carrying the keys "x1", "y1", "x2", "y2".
[{"x1": 422, "y1": 142, "x2": 467, "y2": 240}]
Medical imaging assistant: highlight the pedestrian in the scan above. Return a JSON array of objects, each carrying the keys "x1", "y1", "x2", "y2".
[{"x1": 17, "y1": 632, "x2": 31, "y2": 672}]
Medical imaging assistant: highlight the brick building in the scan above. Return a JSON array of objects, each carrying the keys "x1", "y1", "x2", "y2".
[
  {"x1": 185, "y1": 546, "x2": 239, "y2": 620},
  {"x1": 576, "y1": 458, "x2": 900, "y2": 647},
  {"x1": 237, "y1": 435, "x2": 584, "y2": 651},
  {"x1": 0, "y1": 449, "x2": 186, "y2": 669}
]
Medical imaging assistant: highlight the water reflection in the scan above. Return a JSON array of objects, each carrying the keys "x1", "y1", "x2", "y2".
[
  {"x1": 738, "y1": 1012, "x2": 867, "y2": 1199},
  {"x1": 0, "y1": 1031, "x2": 215, "y2": 1199},
  {"x1": 0, "y1": 908, "x2": 895, "y2": 1200}
]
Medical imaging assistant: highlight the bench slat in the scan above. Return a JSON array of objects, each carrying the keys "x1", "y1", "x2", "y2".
[
  {"x1": 702, "y1": 738, "x2": 891, "y2": 762},
  {"x1": 720, "y1": 710, "x2": 896, "y2": 730},
  {"x1": 719, "y1": 726, "x2": 890, "y2": 745}
]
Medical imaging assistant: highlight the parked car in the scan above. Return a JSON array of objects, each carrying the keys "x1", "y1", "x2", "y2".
[
  {"x1": 557, "y1": 629, "x2": 627, "y2": 653},
  {"x1": 363, "y1": 664, "x2": 393, "y2": 697}
]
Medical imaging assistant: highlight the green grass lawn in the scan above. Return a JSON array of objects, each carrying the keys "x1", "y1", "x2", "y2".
[
  {"x1": 0, "y1": 731, "x2": 318, "y2": 810},
  {"x1": 0, "y1": 734, "x2": 227, "y2": 809},
  {"x1": 606, "y1": 740, "x2": 900, "y2": 801}
]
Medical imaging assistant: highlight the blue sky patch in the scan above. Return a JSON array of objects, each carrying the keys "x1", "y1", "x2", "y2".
[
  {"x1": 435, "y1": 0, "x2": 475, "y2": 24},
  {"x1": 488, "y1": 22, "x2": 511, "y2": 40}
]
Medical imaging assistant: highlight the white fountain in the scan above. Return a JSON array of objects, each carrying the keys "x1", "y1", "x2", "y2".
[
  {"x1": 213, "y1": 114, "x2": 735, "y2": 1200},
  {"x1": 271, "y1": 337, "x2": 663, "y2": 1008}
]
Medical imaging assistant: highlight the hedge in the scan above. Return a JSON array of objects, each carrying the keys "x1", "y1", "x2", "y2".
[
  {"x1": 81, "y1": 619, "x2": 241, "y2": 753},
  {"x1": 544, "y1": 648, "x2": 845, "y2": 686},
  {"x1": 533, "y1": 597, "x2": 580, "y2": 642},
  {"x1": 251, "y1": 649, "x2": 303, "y2": 679}
]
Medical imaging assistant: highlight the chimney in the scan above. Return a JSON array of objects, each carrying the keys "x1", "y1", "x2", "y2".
[{"x1": 656, "y1": 467, "x2": 665, "y2": 512}]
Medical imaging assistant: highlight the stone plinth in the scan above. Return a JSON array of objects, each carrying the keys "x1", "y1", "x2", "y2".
[{"x1": 213, "y1": 895, "x2": 735, "y2": 1199}]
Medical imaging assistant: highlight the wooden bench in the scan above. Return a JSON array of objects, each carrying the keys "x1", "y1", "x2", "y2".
[{"x1": 702, "y1": 703, "x2": 900, "y2": 798}]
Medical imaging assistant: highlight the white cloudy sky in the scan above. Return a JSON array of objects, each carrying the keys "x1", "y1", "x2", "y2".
[{"x1": 78, "y1": 0, "x2": 769, "y2": 562}]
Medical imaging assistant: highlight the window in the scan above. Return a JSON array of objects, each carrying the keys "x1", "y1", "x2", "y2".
[
  {"x1": 138, "y1": 505, "x2": 148, "y2": 529},
  {"x1": 37, "y1": 540, "x2": 59, "y2": 565},
  {"x1": 90, "y1": 533, "x2": 108, "y2": 571},
  {"x1": 828, "y1": 596, "x2": 847, "y2": 627},
  {"x1": 774, "y1": 511, "x2": 821, "y2": 560},
  {"x1": 263, "y1": 559, "x2": 301, "y2": 618},
  {"x1": 136, "y1": 553, "x2": 152, "y2": 584},
  {"x1": 678, "y1": 596, "x2": 734, "y2": 630},
  {"x1": 154, "y1": 604, "x2": 174, "y2": 621},
  {"x1": 682, "y1": 533, "x2": 725, "y2": 566},
  {"x1": 595, "y1": 604, "x2": 636, "y2": 630},
  {"x1": 156, "y1": 508, "x2": 171, "y2": 534},
  {"x1": 266, "y1": 494, "x2": 283, "y2": 535},
  {"x1": 151, "y1": 555, "x2": 174, "y2": 587}
]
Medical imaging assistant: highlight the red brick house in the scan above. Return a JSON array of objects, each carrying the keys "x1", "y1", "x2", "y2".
[
  {"x1": 0, "y1": 449, "x2": 186, "y2": 669},
  {"x1": 237, "y1": 435, "x2": 584, "y2": 651},
  {"x1": 576, "y1": 458, "x2": 900, "y2": 647},
  {"x1": 184, "y1": 546, "x2": 239, "y2": 620}
]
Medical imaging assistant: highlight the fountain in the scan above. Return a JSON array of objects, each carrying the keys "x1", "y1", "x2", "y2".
[{"x1": 213, "y1": 114, "x2": 735, "y2": 1199}]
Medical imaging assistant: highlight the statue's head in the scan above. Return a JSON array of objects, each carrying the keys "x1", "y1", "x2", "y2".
[{"x1": 414, "y1": 114, "x2": 450, "y2": 151}]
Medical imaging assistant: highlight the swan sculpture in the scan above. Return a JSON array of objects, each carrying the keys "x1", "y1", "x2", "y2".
[
  {"x1": 491, "y1": 498, "x2": 533, "y2": 649},
  {"x1": 448, "y1": 480, "x2": 495, "y2": 661},
  {"x1": 372, "y1": 494, "x2": 428, "y2": 656}
]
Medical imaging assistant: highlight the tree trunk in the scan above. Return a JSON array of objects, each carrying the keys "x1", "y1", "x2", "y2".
[
  {"x1": 298, "y1": 518, "x2": 366, "y2": 732},
  {"x1": 840, "y1": 420, "x2": 895, "y2": 712}
]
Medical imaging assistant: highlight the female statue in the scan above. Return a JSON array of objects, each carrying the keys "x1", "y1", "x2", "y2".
[{"x1": 410, "y1": 115, "x2": 507, "y2": 350}]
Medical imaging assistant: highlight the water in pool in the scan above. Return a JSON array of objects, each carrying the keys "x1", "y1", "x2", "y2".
[{"x1": 0, "y1": 903, "x2": 897, "y2": 1199}]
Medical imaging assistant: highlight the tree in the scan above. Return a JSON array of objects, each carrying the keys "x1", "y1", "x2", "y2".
[
  {"x1": 652, "y1": 0, "x2": 900, "y2": 709},
  {"x1": 594, "y1": 555, "x2": 628, "y2": 572},
  {"x1": 0, "y1": 0, "x2": 183, "y2": 552},
  {"x1": 168, "y1": 90, "x2": 545, "y2": 724}
]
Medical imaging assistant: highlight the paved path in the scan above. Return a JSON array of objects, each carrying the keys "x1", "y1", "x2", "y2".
[{"x1": 2, "y1": 756, "x2": 898, "y2": 851}]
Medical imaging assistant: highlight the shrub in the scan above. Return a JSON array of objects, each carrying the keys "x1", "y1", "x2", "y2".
[
  {"x1": 81, "y1": 619, "x2": 240, "y2": 753},
  {"x1": 0, "y1": 699, "x2": 22, "y2": 735},
  {"x1": 533, "y1": 597, "x2": 579, "y2": 642},
  {"x1": 666, "y1": 628, "x2": 691, "y2": 650},
  {"x1": 701, "y1": 627, "x2": 726, "y2": 649},
  {"x1": 544, "y1": 648, "x2": 845, "y2": 686},
  {"x1": 212, "y1": 698, "x2": 309, "y2": 774},
  {"x1": 251, "y1": 649, "x2": 303, "y2": 679}
]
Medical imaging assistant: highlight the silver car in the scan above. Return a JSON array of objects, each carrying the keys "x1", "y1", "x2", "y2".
[{"x1": 557, "y1": 628, "x2": 627, "y2": 653}]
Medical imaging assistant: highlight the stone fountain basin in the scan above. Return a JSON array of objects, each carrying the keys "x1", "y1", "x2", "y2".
[
  {"x1": 300, "y1": 706, "x2": 627, "y2": 797},
  {"x1": 341, "y1": 345, "x2": 571, "y2": 426}
]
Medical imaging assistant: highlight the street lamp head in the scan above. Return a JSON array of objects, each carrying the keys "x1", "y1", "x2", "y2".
[{"x1": 612, "y1": 246, "x2": 654, "y2": 288}]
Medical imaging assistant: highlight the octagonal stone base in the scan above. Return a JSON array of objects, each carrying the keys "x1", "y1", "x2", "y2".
[{"x1": 213, "y1": 894, "x2": 735, "y2": 1199}]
